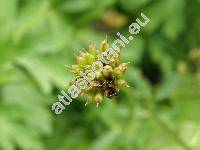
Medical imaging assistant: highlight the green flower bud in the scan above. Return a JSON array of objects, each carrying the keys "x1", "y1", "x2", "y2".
[
  {"x1": 102, "y1": 65, "x2": 113, "y2": 77},
  {"x1": 67, "y1": 65, "x2": 81, "y2": 75},
  {"x1": 86, "y1": 53, "x2": 95, "y2": 64},
  {"x1": 117, "y1": 79, "x2": 129, "y2": 88},
  {"x1": 88, "y1": 41, "x2": 96, "y2": 56},
  {"x1": 95, "y1": 71, "x2": 103, "y2": 79},
  {"x1": 85, "y1": 95, "x2": 93, "y2": 106},
  {"x1": 100, "y1": 36, "x2": 109, "y2": 52},
  {"x1": 76, "y1": 55, "x2": 87, "y2": 66},
  {"x1": 95, "y1": 93, "x2": 103, "y2": 107},
  {"x1": 114, "y1": 62, "x2": 129, "y2": 77}
]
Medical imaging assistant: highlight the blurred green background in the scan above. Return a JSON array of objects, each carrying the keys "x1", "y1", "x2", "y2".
[{"x1": 0, "y1": 0, "x2": 200, "y2": 150}]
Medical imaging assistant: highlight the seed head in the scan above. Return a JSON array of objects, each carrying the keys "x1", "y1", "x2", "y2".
[{"x1": 68, "y1": 36, "x2": 129, "y2": 106}]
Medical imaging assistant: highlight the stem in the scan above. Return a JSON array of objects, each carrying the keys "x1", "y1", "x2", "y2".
[
  {"x1": 151, "y1": 112, "x2": 191, "y2": 150},
  {"x1": 145, "y1": 98, "x2": 191, "y2": 150}
]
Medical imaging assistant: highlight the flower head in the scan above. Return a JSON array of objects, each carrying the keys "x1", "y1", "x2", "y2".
[{"x1": 67, "y1": 36, "x2": 129, "y2": 106}]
